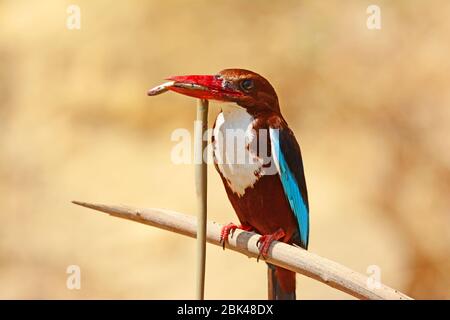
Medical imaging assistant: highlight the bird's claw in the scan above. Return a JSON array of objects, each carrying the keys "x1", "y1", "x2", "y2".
[
  {"x1": 256, "y1": 228, "x2": 286, "y2": 262},
  {"x1": 219, "y1": 223, "x2": 239, "y2": 250},
  {"x1": 219, "y1": 223, "x2": 253, "y2": 250}
]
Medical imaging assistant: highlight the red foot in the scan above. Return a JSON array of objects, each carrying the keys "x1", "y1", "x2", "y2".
[
  {"x1": 220, "y1": 223, "x2": 253, "y2": 250},
  {"x1": 257, "y1": 228, "x2": 286, "y2": 261}
]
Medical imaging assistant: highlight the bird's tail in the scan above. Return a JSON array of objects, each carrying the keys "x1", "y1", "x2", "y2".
[{"x1": 267, "y1": 263, "x2": 296, "y2": 300}]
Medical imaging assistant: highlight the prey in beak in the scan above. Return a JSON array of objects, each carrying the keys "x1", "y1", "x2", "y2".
[{"x1": 147, "y1": 75, "x2": 243, "y2": 101}]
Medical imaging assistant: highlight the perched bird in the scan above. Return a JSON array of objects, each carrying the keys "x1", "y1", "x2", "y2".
[{"x1": 151, "y1": 69, "x2": 309, "y2": 300}]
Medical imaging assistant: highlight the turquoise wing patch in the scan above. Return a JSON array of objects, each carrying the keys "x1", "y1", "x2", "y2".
[{"x1": 270, "y1": 128, "x2": 309, "y2": 248}]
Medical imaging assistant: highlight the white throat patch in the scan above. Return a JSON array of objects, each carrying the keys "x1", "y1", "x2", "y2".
[{"x1": 212, "y1": 103, "x2": 263, "y2": 196}]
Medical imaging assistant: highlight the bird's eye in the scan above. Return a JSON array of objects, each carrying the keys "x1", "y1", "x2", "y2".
[{"x1": 240, "y1": 79, "x2": 254, "y2": 92}]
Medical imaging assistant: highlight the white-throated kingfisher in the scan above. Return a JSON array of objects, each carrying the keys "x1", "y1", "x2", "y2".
[{"x1": 149, "y1": 69, "x2": 309, "y2": 300}]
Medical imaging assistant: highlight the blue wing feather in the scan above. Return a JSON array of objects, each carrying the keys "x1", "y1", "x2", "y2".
[{"x1": 270, "y1": 128, "x2": 309, "y2": 249}]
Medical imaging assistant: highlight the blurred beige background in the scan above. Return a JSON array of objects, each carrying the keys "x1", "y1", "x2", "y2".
[{"x1": 1, "y1": 0, "x2": 449, "y2": 299}]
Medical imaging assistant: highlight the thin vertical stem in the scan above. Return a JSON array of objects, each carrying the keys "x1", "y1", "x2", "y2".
[{"x1": 195, "y1": 99, "x2": 208, "y2": 300}]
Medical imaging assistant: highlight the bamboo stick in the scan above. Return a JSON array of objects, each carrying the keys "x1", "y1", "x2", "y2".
[
  {"x1": 194, "y1": 99, "x2": 209, "y2": 300},
  {"x1": 72, "y1": 201, "x2": 413, "y2": 300}
]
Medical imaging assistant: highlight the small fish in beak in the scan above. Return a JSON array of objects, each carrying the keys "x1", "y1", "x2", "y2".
[{"x1": 147, "y1": 81, "x2": 175, "y2": 96}]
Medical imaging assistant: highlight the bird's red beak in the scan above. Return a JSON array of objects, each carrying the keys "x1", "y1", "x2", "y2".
[{"x1": 148, "y1": 75, "x2": 242, "y2": 101}]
